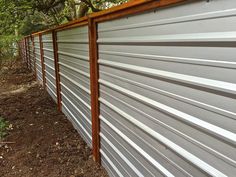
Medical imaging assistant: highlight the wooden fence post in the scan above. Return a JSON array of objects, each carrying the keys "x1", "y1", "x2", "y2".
[
  {"x1": 89, "y1": 18, "x2": 101, "y2": 164},
  {"x1": 52, "y1": 30, "x2": 62, "y2": 112}
]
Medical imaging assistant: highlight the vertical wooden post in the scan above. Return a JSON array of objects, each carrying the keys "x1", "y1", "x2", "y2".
[
  {"x1": 39, "y1": 34, "x2": 46, "y2": 89},
  {"x1": 89, "y1": 18, "x2": 101, "y2": 164},
  {"x1": 52, "y1": 30, "x2": 62, "y2": 112}
]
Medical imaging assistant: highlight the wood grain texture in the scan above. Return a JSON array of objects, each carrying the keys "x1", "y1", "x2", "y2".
[{"x1": 89, "y1": 18, "x2": 101, "y2": 164}]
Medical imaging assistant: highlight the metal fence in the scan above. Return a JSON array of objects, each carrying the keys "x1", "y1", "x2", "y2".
[
  {"x1": 57, "y1": 25, "x2": 93, "y2": 147},
  {"x1": 19, "y1": 0, "x2": 236, "y2": 176}
]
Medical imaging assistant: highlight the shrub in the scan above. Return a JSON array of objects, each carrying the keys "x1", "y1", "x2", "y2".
[{"x1": 0, "y1": 35, "x2": 21, "y2": 68}]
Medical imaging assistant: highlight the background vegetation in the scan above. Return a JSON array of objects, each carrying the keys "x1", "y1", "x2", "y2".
[
  {"x1": 0, "y1": 116, "x2": 8, "y2": 139},
  {"x1": 0, "y1": 0, "x2": 129, "y2": 64}
]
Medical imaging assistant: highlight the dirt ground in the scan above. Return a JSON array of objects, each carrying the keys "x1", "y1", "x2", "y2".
[{"x1": 0, "y1": 60, "x2": 108, "y2": 177}]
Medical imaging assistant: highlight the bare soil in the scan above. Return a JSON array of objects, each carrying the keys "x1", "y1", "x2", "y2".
[{"x1": 0, "y1": 60, "x2": 108, "y2": 177}]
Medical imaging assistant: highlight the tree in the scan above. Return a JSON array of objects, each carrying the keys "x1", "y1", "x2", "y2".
[
  {"x1": 0, "y1": 0, "x2": 129, "y2": 62},
  {"x1": 0, "y1": 0, "x2": 129, "y2": 36}
]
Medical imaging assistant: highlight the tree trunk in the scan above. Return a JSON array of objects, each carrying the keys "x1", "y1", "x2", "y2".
[{"x1": 77, "y1": 2, "x2": 89, "y2": 18}]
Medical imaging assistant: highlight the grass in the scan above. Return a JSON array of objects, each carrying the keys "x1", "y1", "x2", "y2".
[{"x1": 0, "y1": 116, "x2": 8, "y2": 139}]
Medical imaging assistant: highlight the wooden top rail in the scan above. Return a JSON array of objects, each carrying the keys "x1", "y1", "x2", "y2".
[{"x1": 30, "y1": 0, "x2": 187, "y2": 37}]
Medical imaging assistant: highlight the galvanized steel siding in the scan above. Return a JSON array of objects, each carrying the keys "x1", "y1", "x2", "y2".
[
  {"x1": 97, "y1": 1, "x2": 236, "y2": 176},
  {"x1": 34, "y1": 35, "x2": 43, "y2": 83},
  {"x1": 29, "y1": 38, "x2": 34, "y2": 71},
  {"x1": 21, "y1": 40, "x2": 26, "y2": 63},
  {"x1": 42, "y1": 33, "x2": 57, "y2": 102},
  {"x1": 57, "y1": 26, "x2": 92, "y2": 147}
]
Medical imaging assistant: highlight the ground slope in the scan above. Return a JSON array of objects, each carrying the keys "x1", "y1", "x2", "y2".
[{"x1": 0, "y1": 60, "x2": 108, "y2": 177}]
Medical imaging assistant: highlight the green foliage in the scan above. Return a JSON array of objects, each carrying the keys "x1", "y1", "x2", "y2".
[
  {"x1": 0, "y1": 117, "x2": 8, "y2": 139},
  {"x1": 0, "y1": 0, "x2": 129, "y2": 61},
  {"x1": 0, "y1": 0, "x2": 130, "y2": 36},
  {"x1": 0, "y1": 35, "x2": 21, "y2": 62},
  {"x1": 93, "y1": 0, "x2": 129, "y2": 9}
]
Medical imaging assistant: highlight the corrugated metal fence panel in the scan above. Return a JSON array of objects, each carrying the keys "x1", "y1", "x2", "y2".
[
  {"x1": 26, "y1": 38, "x2": 30, "y2": 69},
  {"x1": 23, "y1": 40, "x2": 26, "y2": 62},
  {"x1": 29, "y1": 38, "x2": 34, "y2": 71},
  {"x1": 42, "y1": 32, "x2": 57, "y2": 102},
  {"x1": 57, "y1": 25, "x2": 92, "y2": 147},
  {"x1": 24, "y1": 40, "x2": 26, "y2": 63},
  {"x1": 34, "y1": 35, "x2": 43, "y2": 83},
  {"x1": 97, "y1": 1, "x2": 236, "y2": 176},
  {"x1": 20, "y1": 41, "x2": 25, "y2": 62}
]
